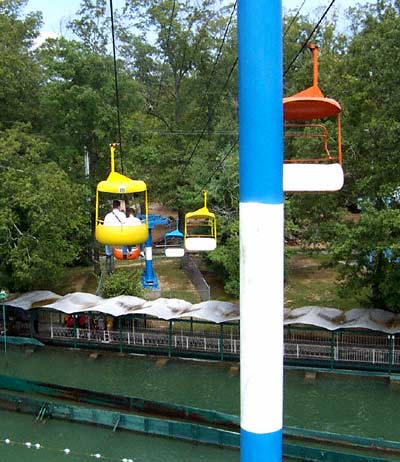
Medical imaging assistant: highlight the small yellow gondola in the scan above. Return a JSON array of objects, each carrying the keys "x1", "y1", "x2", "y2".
[
  {"x1": 95, "y1": 144, "x2": 148, "y2": 246},
  {"x1": 184, "y1": 191, "x2": 217, "y2": 252}
]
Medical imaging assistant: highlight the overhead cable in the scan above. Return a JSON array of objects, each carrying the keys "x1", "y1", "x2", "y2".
[
  {"x1": 156, "y1": 0, "x2": 177, "y2": 102},
  {"x1": 284, "y1": 0, "x2": 306, "y2": 38},
  {"x1": 202, "y1": 0, "x2": 237, "y2": 100},
  {"x1": 200, "y1": 138, "x2": 238, "y2": 190},
  {"x1": 284, "y1": 0, "x2": 337, "y2": 77},
  {"x1": 182, "y1": 56, "x2": 237, "y2": 174},
  {"x1": 109, "y1": 0, "x2": 124, "y2": 173},
  {"x1": 132, "y1": 130, "x2": 237, "y2": 136},
  {"x1": 181, "y1": 0, "x2": 238, "y2": 175}
]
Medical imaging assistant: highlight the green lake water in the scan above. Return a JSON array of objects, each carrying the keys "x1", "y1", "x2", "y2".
[
  {"x1": 0, "y1": 409, "x2": 238, "y2": 462},
  {"x1": 284, "y1": 372, "x2": 400, "y2": 441},
  {"x1": 0, "y1": 346, "x2": 399, "y2": 461}
]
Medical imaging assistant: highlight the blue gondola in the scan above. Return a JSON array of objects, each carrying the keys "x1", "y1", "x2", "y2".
[{"x1": 164, "y1": 220, "x2": 185, "y2": 257}]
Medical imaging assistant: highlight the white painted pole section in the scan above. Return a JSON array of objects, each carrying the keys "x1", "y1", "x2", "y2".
[{"x1": 240, "y1": 203, "x2": 284, "y2": 433}]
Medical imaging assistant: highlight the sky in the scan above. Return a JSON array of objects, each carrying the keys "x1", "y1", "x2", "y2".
[
  {"x1": 25, "y1": 0, "x2": 375, "y2": 40},
  {"x1": 26, "y1": 0, "x2": 124, "y2": 38}
]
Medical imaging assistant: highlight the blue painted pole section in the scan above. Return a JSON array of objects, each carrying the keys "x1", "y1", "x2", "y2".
[
  {"x1": 141, "y1": 227, "x2": 160, "y2": 289},
  {"x1": 238, "y1": 0, "x2": 283, "y2": 461},
  {"x1": 144, "y1": 229, "x2": 154, "y2": 281},
  {"x1": 139, "y1": 215, "x2": 169, "y2": 290},
  {"x1": 239, "y1": 0, "x2": 283, "y2": 205}
]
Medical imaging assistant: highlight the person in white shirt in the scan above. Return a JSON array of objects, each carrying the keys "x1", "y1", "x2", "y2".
[
  {"x1": 122, "y1": 208, "x2": 142, "y2": 258},
  {"x1": 104, "y1": 200, "x2": 126, "y2": 257},
  {"x1": 126, "y1": 208, "x2": 142, "y2": 226},
  {"x1": 104, "y1": 200, "x2": 126, "y2": 226}
]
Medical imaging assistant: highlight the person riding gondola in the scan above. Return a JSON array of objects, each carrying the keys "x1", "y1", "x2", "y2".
[{"x1": 104, "y1": 200, "x2": 126, "y2": 258}]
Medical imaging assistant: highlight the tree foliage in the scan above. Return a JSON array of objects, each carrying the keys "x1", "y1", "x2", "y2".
[
  {"x1": 119, "y1": 0, "x2": 238, "y2": 209},
  {"x1": 327, "y1": 1, "x2": 400, "y2": 309},
  {"x1": 332, "y1": 205, "x2": 400, "y2": 311},
  {"x1": 0, "y1": 125, "x2": 89, "y2": 291},
  {"x1": 101, "y1": 268, "x2": 144, "y2": 298},
  {"x1": 0, "y1": 0, "x2": 42, "y2": 128}
]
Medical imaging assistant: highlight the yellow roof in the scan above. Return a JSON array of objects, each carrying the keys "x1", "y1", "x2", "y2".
[
  {"x1": 97, "y1": 171, "x2": 147, "y2": 194},
  {"x1": 185, "y1": 206, "x2": 215, "y2": 220}
]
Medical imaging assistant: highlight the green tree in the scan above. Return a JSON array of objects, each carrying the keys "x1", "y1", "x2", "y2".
[
  {"x1": 332, "y1": 205, "x2": 400, "y2": 311},
  {"x1": 101, "y1": 268, "x2": 144, "y2": 297},
  {"x1": 329, "y1": 1, "x2": 400, "y2": 310},
  {"x1": 206, "y1": 218, "x2": 239, "y2": 296},
  {"x1": 69, "y1": 0, "x2": 110, "y2": 54},
  {"x1": 120, "y1": 0, "x2": 238, "y2": 211},
  {"x1": 36, "y1": 36, "x2": 141, "y2": 183},
  {"x1": 0, "y1": 0, "x2": 42, "y2": 128},
  {"x1": 340, "y1": 0, "x2": 400, "y2": 203},
  {"x1": 0, "y1": 125, "x2": 89, "y2": 291}
]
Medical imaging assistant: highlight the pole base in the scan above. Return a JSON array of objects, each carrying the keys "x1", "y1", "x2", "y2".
[{"x1": 141, "y1": 272, "x2": 160, "y2": 290}]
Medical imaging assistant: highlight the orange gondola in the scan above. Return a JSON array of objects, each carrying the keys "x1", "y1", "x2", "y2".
[{"x1": 283, "y1": 43, "x2": 344, "y2": 192}]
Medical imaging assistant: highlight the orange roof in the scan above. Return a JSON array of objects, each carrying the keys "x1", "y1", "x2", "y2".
[
  {"x1": 284, "y1": 92, "x2": 341, "y2": 121},
  {"x1": 283, "y1": 43, "x2": 342, "y2": 121}
]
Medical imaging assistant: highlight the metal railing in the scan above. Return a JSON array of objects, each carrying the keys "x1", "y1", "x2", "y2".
[
  {"x1": 7, "y1": 305, "x2": 400, "y2": 373},
  {"x1": 41, "y1": 322, "x2": 400, "y2": 372}
]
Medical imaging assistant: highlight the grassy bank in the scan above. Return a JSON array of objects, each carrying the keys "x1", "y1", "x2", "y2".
[
  {"x1": 57, "y1": 251, "x2": 359, "y2": 310},
  {"x1": 285, "y1": 251, "x2": 360, "y2": 310}
]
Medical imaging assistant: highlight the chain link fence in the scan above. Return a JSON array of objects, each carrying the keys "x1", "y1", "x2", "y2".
[{"x1": 181, "y1": 255, "x2": 210, "y2": 301}]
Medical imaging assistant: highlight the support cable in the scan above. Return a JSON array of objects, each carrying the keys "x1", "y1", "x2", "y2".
[
  {"x1": 284, "y1": 0, "x2": 306, "y2": 38},
  {"x1": 109, "y1": 0, "x2": 124, "y2": 173},
  {"x1": 156, "y1": 0, "x2": 177, "y2": 102},
  {"x1": 284, "y1": 0, "x2": 336, "y2": 77},
  {"x1": 202, "y1": 0, "x2": 237, "y2": 100},
  {"x1": 180, "y1": 0, "x2": 238, "y2": 175},
  {"x1": 182, "y1": 56, "x2": 237, "y2": 175},
  {"x1": 200, "y1": 138, "x2": 238, "y2": 191}
]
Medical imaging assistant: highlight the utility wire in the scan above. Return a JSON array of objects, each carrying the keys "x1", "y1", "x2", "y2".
[
  {"x1": 284, "y1": 0, "x2": 337, "y2": 77},
  {"x1": 200, "y1": 138, "x2": 238, "y2": 190},
  {"x1": 132, "y1": 130, "x2": 238, "y2": 136},
  {"x1": 182, "y1": 56, "x2": 238, "y2": 175},
  {"x1": 284, "y1": 0, "x2": 306, "y2": 38},
  {"x1": 109, "y1": 0, "x2": 124, "y2": 173},
  {"x1": 184, "y1": 0, "x2": 328, "y2": 188},
  {"x1": 181, "y1": 0, "x2": 238, "y2": 176},
  {"x1": 156, "y1": 0, "x2": 176, "y2": 102},
  {"x1": 202, "y1": 0, "x2": 237, "y2": 100}
]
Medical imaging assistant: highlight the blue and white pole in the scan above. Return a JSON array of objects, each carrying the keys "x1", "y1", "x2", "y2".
[
  {"x1": 139, "y1": 214, "x2": 169, "y2": 290},
  {"x1": 141, "y1": 225, "x2": 160, "y2": 290},
  {"x1": 238, "y1": 1, "x2": 283, "y2": 461}
]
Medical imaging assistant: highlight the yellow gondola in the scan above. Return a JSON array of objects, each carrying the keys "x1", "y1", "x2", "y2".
[
  {"x1": 95, "y1": 144, "x2": 148, "y2": 246},
  {"x1": 184, "y1": 191, "x2": 217, "y2": 252}
]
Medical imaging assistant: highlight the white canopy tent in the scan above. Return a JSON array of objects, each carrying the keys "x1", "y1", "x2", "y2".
[{"x1": 7, "y1": 291, "x2": 400, "y2": 332}]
